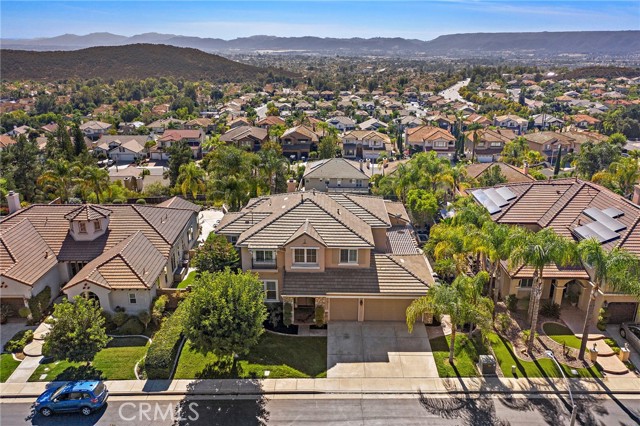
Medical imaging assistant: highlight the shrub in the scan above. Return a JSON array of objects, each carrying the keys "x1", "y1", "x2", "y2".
[
  {"x1": 597, "y1": 308, "x2": 608, "y2": 331},
  {"x1": 101, "y1": 310, "x2": 116, "y2": 332},
  {"x1": 314, "y1": 305, "x2": 325, "y2": 327},
  {"x1": 151, "y1": 295, "x2": 169, "y2": 325},
  {"x1": 112, "y1": 312, "x2": 129, "y2": 327},
  {"x1": 283, "y1": 302, "x2": 292, "y2": 327},
  {"x1": 267, "y1": 303, "x2": 282, "y2": 329},
  {"x1": 539, "y1": 301, "x2": 561, "y2": 319},
  {"x1": 505, "y1": 294, "x2": 518, "y2": 312},
  {"x1": 522, "y1": 329, "x2": 539, "y2": 342},
  {"x1": 68, "y1": 197, "x2": 82, "y2": 204},
  {"x1": 114, "y1": 317, "x2": 145, "y2": 335},
  {"x1": 112, "y1": 199, "x2": 125, "y2": 204},
  {"x1": 135, "y1": 198, "x2": 147, "y2": 205},
  {"x1": 0, "y1": 304, "x2": 14, "y2": 324},
  {"x1": 4, "y1": 329, "x2": 34, "y2": 353},
  {"x1": 138, "y1": 311, "x2": 151, "y2": 330},
  {"x1": 18, "y1": 307, "x2": 31, "y2": 318},
  {"x1": 496, "y1": 313, "x2": 510, "y2": 333},
  {"x1": 145, "y1": 306, "x2": 185, "y2": 379},
  {"x1": 28, "y1": 286, "x2": 51, "y2": 322}
]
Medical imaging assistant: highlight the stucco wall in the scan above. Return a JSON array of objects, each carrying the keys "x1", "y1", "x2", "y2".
[
  {"x1": 325, "y1": 248, "x2": 370, "y2": 268},
  {"x1": 284, "y1": 235, "x2": 325, "y2": 273}
]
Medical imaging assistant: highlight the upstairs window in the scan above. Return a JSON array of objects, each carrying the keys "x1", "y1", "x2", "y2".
[
  {"x1": 78, "y1": 222, "x2": 87, "y2": 234},
  {"x1": 129, "y1": 293, "x2": 137, "y2": 304},
  {"x1": 293, "y1": 248, "x2": 317, "y2": 265},
  {"x1": 340, "y1": 249, "x2": 358, "y2": 264},
  {"x1": 519, "y1": 278, "x2": 534, "y2": 288},
  {"x1": 94, "y1": 220, "x2": 102, "y2": 231},
  {"x1": 254, "y1": 250, "x2": 275, "y2": 263}
]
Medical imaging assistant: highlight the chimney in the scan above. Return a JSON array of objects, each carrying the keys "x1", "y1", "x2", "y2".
[
  {"x1": 287, "y1": 179, "x2": 297, "y2": 193},
  {"x1": 523, "y1": 161, "x2": 529, "y2": 175},
  {"x1": 6, "y1": 191, "x2": 21, "y2": 214},
  {"x1": 359, "y1": 160, "x2": 363, "y2": 171},
  {"x1": 633, "y1": 185, "x2": 640, "y2": 205}
]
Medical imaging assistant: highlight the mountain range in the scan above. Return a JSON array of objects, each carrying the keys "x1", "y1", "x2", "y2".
[{"x1": 2, "y1": 31, "x2": 639, "y2": 57}]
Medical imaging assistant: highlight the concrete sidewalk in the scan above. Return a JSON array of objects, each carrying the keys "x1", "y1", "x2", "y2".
[{"x1": 2, "y1": 376, "x2": 639, "y2": 399}]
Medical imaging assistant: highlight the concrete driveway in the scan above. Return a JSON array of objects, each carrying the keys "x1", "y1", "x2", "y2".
[{"x1": 327, "y1": 321, "x2": 438, "y2": 378}]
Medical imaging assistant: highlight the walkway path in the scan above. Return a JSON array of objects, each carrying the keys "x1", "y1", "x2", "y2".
[{"x1": 4, "y1": 355, "x2": 42, "y2": 384}]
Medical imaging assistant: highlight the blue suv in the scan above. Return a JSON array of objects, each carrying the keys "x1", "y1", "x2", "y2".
[{"x1": 35, "y1": 381, "x2": 108, "y2": 417}]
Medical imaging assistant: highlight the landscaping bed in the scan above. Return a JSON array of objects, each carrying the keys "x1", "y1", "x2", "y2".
[
  {"x1": 174, "y1": 333, "x2": 327, "y2": 379},
  {"x1": 542, "y1": 322, "x2": 582, "y2": 350},
  {"x1": 0, "y1": 353, "x2": 21, "y2": 382},
  {"x1": 429, "y1": 334, "x2": 488, "y2": 377},
  {"x1": 28, "y1": 336, "x2": 149, "y2": 382}
]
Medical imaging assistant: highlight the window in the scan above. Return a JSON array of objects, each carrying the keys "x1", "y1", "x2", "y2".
[
  {"x1": 129, "y1": 293, "x2": 137, "y2": 304},
  {"x1": 434, "y1": 140, "x2": 447, "y2": 148},
  {"x1": 293, "y1": 248, "x2": 318, "y2": 265},
  {"x1": 94, "y1": 220, "x2": 101, "y2": 231},
  {"x1": 340, "y1": 249, "x2": 358, "y2": 264},
  {"x1": 356, "y1": 180, "x2": 363, "y2": 188},
  {"x1": 254, "y1": 250, "x2": 275, "y2": 263},
  {"x1": 519, "y1": 278, "x2": 534, "y2": 288},
  {"x1": 78, "y1": 222, "x2": 87, "y2": 233},
  {"x1": 263, "y1": 280, "x2": 278, "y2": 301},
  {"x1": 337, "y1": 179, "x2": 342, "y2": 187},
  {"x1": 490, "y1": 142, "x2": 502, "y2": 147}
]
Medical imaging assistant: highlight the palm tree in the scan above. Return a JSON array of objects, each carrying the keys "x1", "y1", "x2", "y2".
[
  {"x1": 258, "y1": 141, "x2": 287, "y2": 194},
  {"x1": 80, "y1": 166, "x2": 110, "y2": 203},
  {"x1": 609, "y1": 157, "x2": 640, "y2": 199},
  {"x1": 467, "y1": 123, "x2": 483, "y2": 163},
  {"x1": 406, "y1": 273, "x2": 493, "y2": 364},
  {"x1": 37, "y1": 159, "x2": 80, "y2": 202},
  {"x1": 576, "y1": 239, "x2": 640, "y2": 360},
  {"x1": 177, "y1": 162, "x2": 206, "y2": 199},
  {"x1": 509, "y1": 228, "x2": 578, "y2": 352}
]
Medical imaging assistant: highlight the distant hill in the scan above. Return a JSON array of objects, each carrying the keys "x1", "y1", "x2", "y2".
[
  {"x1": 0, "y1": 44, "x2": 295, "y2": 82},
  {"x1": 561, "y1": 66, "x2": 640, "y2": 80},
  {"x1": 2, "y1": 31, "x2": 639, "y2": 57}
]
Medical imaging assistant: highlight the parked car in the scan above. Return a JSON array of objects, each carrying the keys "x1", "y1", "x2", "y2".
[
  {"x1": 619, "y1": 323, "x2": 640, "y2": 353},
  {"x1": 35, "y1": 381, "x2": 108, "y2": 417}
]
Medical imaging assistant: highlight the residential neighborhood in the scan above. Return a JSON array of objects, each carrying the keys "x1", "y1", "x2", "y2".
[{"x1": 1, "y1": 4, "x2": 640, "y2": 424}]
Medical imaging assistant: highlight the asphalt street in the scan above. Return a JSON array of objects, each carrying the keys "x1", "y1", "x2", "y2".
[{"x1": 1, "y1": 393, "x2": 639, "y2": 426}]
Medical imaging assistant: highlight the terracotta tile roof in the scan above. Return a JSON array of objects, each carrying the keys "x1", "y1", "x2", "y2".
[
  {"x1": 282, "y1": 253, "x2": 432, "y2": 296},
  {"x1": 157, "y1": 129, "x2": 202, "y2": 142},
  {"x1": 465, "y1": 162, "x2": 534, "y2": 184},
  {"x1": 303, "y1": 158, "x2": 371, "y2": 180},
  {"x1": 156, "y1": 196, "x2": 202, "y2": 212},
  {"x1": 0, "y1": 219, "x2": 57, "y2": 286},
  {"x1": 64, "y1": 231, "x2": 166, "y2": 290},
  {"x1": 284, "y1": 219, "x2": 326, "y2": 246},
  {"x1": 64, "y1": 205, "x2": 113, "y2": 221},
  {"x1": 501, "y1": 260, "x2": 590, "y2": 280},
  {"x1": 384, "y1": 201, "x2": 411, "y2": 224},
  {"x1": 327, "y1": 193, "x2": 391, "y2": 228},
  {"x1": 406, "y1": 126, "x2": 455, "y2": 143},
  {"x1": 219, "y1": 126, "x2": 268, "y2": 143}
]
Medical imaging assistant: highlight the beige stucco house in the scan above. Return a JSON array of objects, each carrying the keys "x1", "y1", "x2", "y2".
[
  {"x1": 216, "y1": 192, "x2": 434, "y2": 324},
  {"x1": 0, "y1": 195, "x2": 200, "y2": 315},
  {"x1": 471, "y1": 179, "x2": 640, "y2": 324}
]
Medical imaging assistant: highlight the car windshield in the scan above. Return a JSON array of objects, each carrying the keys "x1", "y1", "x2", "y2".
[
  {"x1": 50, "y1": 385, "x2": 66, "y2": 400},
  {"x1": 93, "y1": 383, "x2": 105, "y2": 396}
]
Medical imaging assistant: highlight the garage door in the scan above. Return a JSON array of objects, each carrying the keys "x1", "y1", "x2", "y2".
[
  {"x1": 607, "y1": 302, "x2": 638, "y2": 323},
  {"x1": 364, "y1": 299, "x2": 412, "y2": 321},
  {"x1": 0, "y1": 298, "x2": 24, "y2": 316},
  {"x1": 329, "y1": 298, "x2": 358, "y2": 321}
]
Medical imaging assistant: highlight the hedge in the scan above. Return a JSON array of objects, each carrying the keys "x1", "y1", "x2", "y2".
[
  {"x1": 4, "y1": 329, "x2": 34, "y2": 353},
  {"x1": 144, "y1": 305, "x2": 185, "y2": 379},
  {"x1": 28, "y1": 286, "x2": 51, "y2": 322}
]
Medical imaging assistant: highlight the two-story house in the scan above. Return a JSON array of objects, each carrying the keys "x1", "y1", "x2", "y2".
[
  {"x1": 94, "y1": 135, "x2": 154, "y2": 163},
  {"x1": 79, "y1": 121, "x2": 112, "y2": 140},
  {"x1": 493, "y1": 114, "x2": 528, "y2": 135},
  {"x1": 154, "y1": 129, "x2": 204, "y2": 159},
  {"x1": 220, "y1": 126, "x2": 269, "y2": 152},
  {"x1": 531, "y1": 114, "x2": 565, "y2": 130},
  {"x1": 216, "y1": 192, "x2": 433, "y2": 324},
  {"x1": 523, "y1": 130, "x2": 607, "y2": 162},
  {"x1": 301, "y1": 158, "x2": 371, "y2": 193},
  {"x1": 326, "y1": 116, "x2": 356, "y2": 132},
  {"x1": 0, "y1": 194, "x2": 200, "y2": 315},
  {"x1": 358, "y1": 118, "x2": 388, "y2": 131},
  {"x1": 464, "y1": 128, "x2": 516, "y2": 163},
  {"x1": 341, "y1": 130, "x2": 392, "y2": 160},
  {"x1": 405, "y1": 125, "x2": 456, "y2": 158},
  {"x1": 280, "y1": 125, "x2": 321, "y2": 160},
  {"x1": 471, "y1": 179, "x2": 640, "y2": 324}
]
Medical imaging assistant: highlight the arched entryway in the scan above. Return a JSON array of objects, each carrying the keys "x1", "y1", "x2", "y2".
[
  {"x1": 82, "y1": 291, "x2": 101, "y2": 307},
  {"x1": 565, "y1": 280, "x2": 583, "y2": 306}
]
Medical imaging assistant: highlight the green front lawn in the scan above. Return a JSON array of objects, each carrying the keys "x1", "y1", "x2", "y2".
[
  {"x1": 429, "y1": 334, "x2": 489, "y2": 377},
  {"x1": 486, "y1": 333, "x2": 602, "y2": 379},
  {"x1": 542, "y1": 322, "x2": 582, "y2": 350},
  {"x1": 174, "y1": 333, "x2": 327, "y2": 379},
  {"x1": 29, "y1": 337, "x2": 149, "y2": 382},
  {"x1": 0, "y1": 353, "x2": 21, "y2": 382},
  {"x1": 177, "y1": 270, "x2": 197, "y2": 288}
]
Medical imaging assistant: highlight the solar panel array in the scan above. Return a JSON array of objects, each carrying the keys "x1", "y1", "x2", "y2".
[
  {"x1": 583, "y1": 207, "x2": 626, "y2": 232},
  {"x1": 573, "y1": 207, "x2": 626, "y2": 243}
]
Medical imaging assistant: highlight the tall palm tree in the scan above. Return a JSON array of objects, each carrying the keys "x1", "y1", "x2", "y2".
[
  {"x1": 258, "y1": 141, "x2": 287, "y2": 194},
  {"x1": 177, "y1": 162, "x2": 206, "y2": 199},
  {"x1": 509, "y1": 228, "x2": 578, "y2": 352},
  {"x1": 406, "y1": 273, "x2": 493, "y2": 364},
  {"x1": 609, "y1": 157, "x2": 640, "y2": 199},
  {"x1": 467, "y1": 123, "x2": 483, "y2": 163},
  {"x1": 37, "y1": 159, "x2": 80, "y2": 202},
  {"x1": 80, "y1": 166, "x2": 110, "y2": 204},
  {"x1": 576, "y1": 239, "x2": 640, "y2": 360}
]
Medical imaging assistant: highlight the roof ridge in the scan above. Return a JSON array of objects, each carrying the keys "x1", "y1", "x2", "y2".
[
  {"x1": 339, "y1": 193, "x2": 390, "y2": 227},
  {"x1": 539, "y1": 182, "x2": 588, "y2": 227},
  {"x1": 304, "y1": 197, "x2": 374, "y2": 246},
  {"x1": 494, "y1": 181, "x2": 535, "y2": 221},
  {"x1": 131, "y1": 205, "x2": 172, "y2": 245},
  {"x1": 379, "y1": 254, "x2": 429, "y2": 286},
  {"x1": 114, "y1": 232, "x2": 151, "y2": 288},
  {"x1": 615, "y1": 214, "x2": 640, "y2": 249},
  {"x1": 237, "y1": 197, "x2": 305, "y2": 245}
]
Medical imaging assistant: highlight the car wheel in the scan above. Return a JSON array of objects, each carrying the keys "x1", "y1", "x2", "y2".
[
  {"x1": 620, "y1": 328, "x2": 627, "y2": 338},
  {"x1": 81, "y1": 407, "x2": 92, "y2": 416},
  {"x1": 40, "y1": 408, "x2": 53, "y2": 417}
]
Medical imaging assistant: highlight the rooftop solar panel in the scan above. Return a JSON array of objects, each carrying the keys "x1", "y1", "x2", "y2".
[
  {"x1": 496, "y1": 187, "x2": 517, "y2": 201},
  {"x1": 602, "y1": 207, "x2": 624, "y2": 218},
  {"x1": 471, "y1": 190, "x2": 501, "y2": 214},
  {"x1": 484, "y1": 188, "x2": 509, "y2": 207},
  {"x1": 574, "y1": 221, "x2": 620, "y2": 243},
  {"x1": 583, "y1": 207, "x2": 626, "y2": 232}
]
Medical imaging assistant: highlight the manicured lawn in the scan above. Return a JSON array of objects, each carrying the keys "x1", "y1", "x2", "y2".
[
  {"x1": 542, "y1": 322, "x2": 582, "y2": 350},
  {"x1": 0, "y1": 353, "x2": 21, "y2": 382},
  {"x1": 486, "y1": 333, "x2": 602, "y2": 379},
  {"x1": 429, "y1": 334, "x2": 488, "y2": 377},
  {"x1": 174, "y1": 333, "x2": 327, "y2": 379},
  {"x1": 177, "y1": 271, "x2": 197, "y2": 288},
  {"x1": 28, "y1": 337, "x2": 149, "y2": 382}
]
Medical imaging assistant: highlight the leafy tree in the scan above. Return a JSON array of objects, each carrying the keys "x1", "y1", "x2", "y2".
[
  {"x1": 72, "y1": 125, "x2": 87, "y2": 156},
  {"x1": 38, "y1": 159, "x2": 79, "y2": 202},
  {"x1": 592, "y1": 157, "x2": 639, "y2": 199},
  {"x1": 266, "y1": 103, "x2": 280, "y2": 117},
  {"x1": 406, "y1": 189, "x2": 439, "y2": 227},
  {"x1": 478, "y1": 165, "x2": 507, "y2": 187},
  {"x1": 120, "y1": 103, "x2": 140, "y2": 122},
  {"x1": 182, "y1": 269, "x2": 268, "y2": 357},
  {"x1": 206, "y1": 145, "x2": 257, "y2": 211},
  {"x1": 0, "y1": 135, "x2": 41, "y2": 202},
  {"x1": 42, "y1": 296, "x2": 110, "y2": 364},
  {"x1": 573, "y1": 140, "x2": 621, "y2": 180},
  {"x1": 576, "y1": 239, "x2": 640, "y2": 360},
  {"x1": 509, "y1": 229, "x2": 577, "y2": 352},
  {"x1": 176, "y1": 162, "x2": 206, "y2": 199},
  {"x1": 81, "y1": 166, "x2": 110, "y2": 203},
  {"x1": 553, "y1": 145, "x2": 562, "y2": 176},
  {"x1": 193, "y1": 233, "x2": 240, "y2": 273},
  {"x1": 167, "y1": 141, "x2": 194, "y2": 187},
  {"x1": 500, "y1": 137, "x2": 543, "y2": 167},
  {"x1": 257, "y1": 141, "x2": 288, "y2": 194},
  {"x1": 318, "y1": 127, "x2": 339, "y2": 159}
]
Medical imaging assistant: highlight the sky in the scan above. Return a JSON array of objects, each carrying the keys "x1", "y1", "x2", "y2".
[{"x1": 1, "y1": 1, "x2": 638, "y2": 40}]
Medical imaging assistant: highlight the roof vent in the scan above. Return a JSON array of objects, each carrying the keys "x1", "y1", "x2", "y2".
[{"x1": 337, "y1": 208, "x2": 341, "y2": 215}]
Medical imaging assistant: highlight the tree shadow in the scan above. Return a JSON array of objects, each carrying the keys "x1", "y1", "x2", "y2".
[
  {"x1": 418, "y1": 390, "x2": 510, "y2": 426},
  {"x1": 50, "y1": 364, "x2": 105, "y2": 381},
  {"x1": 195, "y1": 357, "x2": 244, "y2": 380}
]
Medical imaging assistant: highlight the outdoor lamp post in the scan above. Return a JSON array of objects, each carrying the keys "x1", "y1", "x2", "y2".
[{"x1": 545, "y1": 350, "x2": 577, "y2": 426}]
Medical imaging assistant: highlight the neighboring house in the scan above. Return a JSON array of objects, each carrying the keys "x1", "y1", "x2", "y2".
[
  {"x1": 326, "y1": 116, "x2": 356, "y2": 132},
  {"x1": 256, "y1": 116, "x2": 286, "y2": 130},
  {"x1": 216, "y1": 191, "x2": 434, "y2": 323},
  {"x1": 398, "y1": 116, "x2": 423, "y2": 130},
  {"x1": 184, "y1": 118, "x2": 214, "y2": 132},
  {"x1": 147, "y1": 118, "x2": 185, "y2": 134},
  {"x1": 0, "y1": 135, "x2": 16, "y2": 151},
  {"x1": 341, "y1": 130, "x2": 393, "y2": 160},
  {"x1": 531, "y1": 114, "x2": 565, "y2": 130},
  {"x1": 94, "y1": 135, "x2": 154, "y2": 163},
  {"x1": 154, "y1": 129, "x2": 204, "y2": 160},
  {"x1": 464, "y1": 128, "x2": 516, "y2": 163},
  {"x1": 0, "y1": 195, "x2": 200, "y2": 314},
  {"x1": 570, "y1": 114, "x2": 601, "y2": 129},
  {"x1": 405, "y1": 126, "x2": 456, "y2": 158},
  {"x1": 219, "y1": 126, "x2": 269, "y2": 152},
  {"x1": 464, "y1": 114, "x2": 492, "y2": 128},
  {"x1": 117, "y1": 121, "x2": 145, "y2": 135},
  {"x1": 471, "y1": 179, "x2": 640, "y2": 324},
  {"x1": 6, "y1": 125, "x2": 34, "y2": 137},
  {"x1": 493, "y1": 114, "x2": 528, "y2": 135},
  {"x1": 523, "y1": 130, "x2": 606, "y2": 162},
  {"x1": 464, "y1": 162, "x2": 534, "y2": 186},
  {"x1": 301, "y1": 158, "x2": 370, "y2": 193},
  {"x1": 358, "y1": 118, "x2": 388, "y2": 131},
  {"x1": 280, "y1": 125, "x2": 321, "y2": 160},
  {"x1": 79, "y1": 121, "x2": 112, "y2": 140}
]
